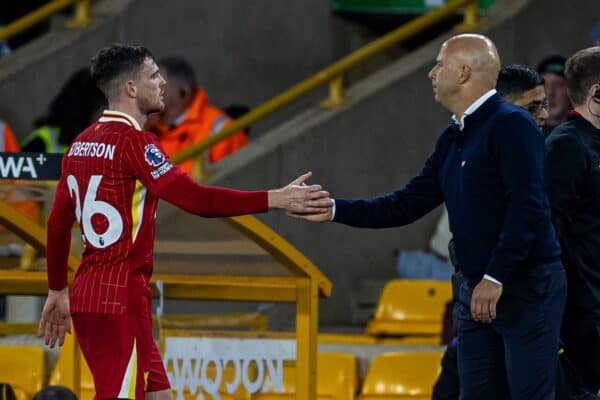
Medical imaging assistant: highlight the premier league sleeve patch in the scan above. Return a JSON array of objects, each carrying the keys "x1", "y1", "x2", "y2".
[{"x1": 144, "y1": 144, "x2": 166, "y2": 167}]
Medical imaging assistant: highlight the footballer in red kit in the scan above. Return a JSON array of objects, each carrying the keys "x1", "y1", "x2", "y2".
[{"x1": 39, "y1": 44, "x2": 332, "y2": 400}]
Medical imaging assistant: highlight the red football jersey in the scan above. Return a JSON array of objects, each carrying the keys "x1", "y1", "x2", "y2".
[{"x1": 46, "y1": 110, "x2": 267, "y2": 317}]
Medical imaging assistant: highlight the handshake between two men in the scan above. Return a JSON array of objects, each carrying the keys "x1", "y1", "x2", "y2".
[{"x1": 268, "y1": 171, "x2": 333, "y2": 221}]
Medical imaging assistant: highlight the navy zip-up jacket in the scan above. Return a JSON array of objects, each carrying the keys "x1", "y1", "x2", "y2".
[{"x1": 334, "y1": 93, "x2": 561, "y2": 286}]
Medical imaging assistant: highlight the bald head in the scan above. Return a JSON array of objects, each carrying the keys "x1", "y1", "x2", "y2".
[
  {"x1": 443, "y1": 34, "x2": 501, "y2": 88},
  {"x1": 429, "y1": 34, "x2": 501, "y2": 114}
]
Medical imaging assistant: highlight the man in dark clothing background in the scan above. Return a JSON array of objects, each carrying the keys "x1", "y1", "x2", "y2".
[
  {"x1": 293, "y1": 34, "x2": 567, "y2": 400},
  {"x1": 496, "y1": 64, "x2": 549, "y2": 127},
  {"x1": 537, "y1": 55, "x2": 572, "y2": 135},
  {"x1": 545, "y1": 46, "x2": 600, "y2": 396}
]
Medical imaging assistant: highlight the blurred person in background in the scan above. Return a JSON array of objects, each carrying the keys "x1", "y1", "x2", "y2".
[
  {"x1": 0, "y1": 33, "x2": 10, "y2": 60},
  {"x1": 148, "y1": 56, "x2": 248, "y2": 175},
  {"x1": 0, "y1": 117, "x2": 41, "y2": 233},
  {"x1": 497, "y1": 64, "x2": 549, "y2": 127},
  {"x1": 0, "y1": 118, "x2": 22, "y2": 318},
  {"x1": 546, "y1": 46, "x2": 600, "y2": 396},
  {"x1": 223, "y1": 103, "x2": 253, "y2": 137},
  {"x1": 22, "y1": 68, "x2": 107, "y2": 153},
  {"x1": 32, "y1": 386, "x2": 77, "y2": 400},
  {"x1": 0, "y1": 119, "x2": 22, "y2": 153},
  {"x1": 537, "y1": 55, "x2": 572, "y2": 135}
]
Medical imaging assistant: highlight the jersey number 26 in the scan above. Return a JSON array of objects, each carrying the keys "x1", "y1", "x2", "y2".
[{"x1": 67, "y1": 174, "x2": 123, "y2": 249}]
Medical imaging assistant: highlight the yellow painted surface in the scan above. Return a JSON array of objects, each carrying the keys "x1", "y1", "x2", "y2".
[
  {"x1": 0, "y1": 0, "x2": 90, "y2": 41},
  {"x1": 319, "y1": 333, "x2": 440, "y2": 346},
  {"x1": 0, "y1": 321, "x2": 38, "y2": 335},
  {"x1": 366, "y1": 279, "x2": 451, "y2": 340},
  {"x1": 0, "y1": 345, "x2": 45, "y2": 399},
  {"x1": 359, "y1": 352, "x2": 443, "y2": 399},
  {"x1": 154, "y1": 313, "x2": 268, "y2": 331},
  {"x1": 0, "y1": 201, "x2": 79, "y2": 271},
  {"x1": 295, "y1": 279, "x2": 319, "y2": 400}
]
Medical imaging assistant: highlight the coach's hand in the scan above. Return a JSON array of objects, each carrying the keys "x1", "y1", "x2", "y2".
[
  {"x1": 470, "y1": 279, "x2": 502, "y2": 324},
  {"x1": 38, "y1": 288, "x2": 71, "y2": 348},
  {"x1": 286, "y1": 207, "x2": 333, "y2": 222}
]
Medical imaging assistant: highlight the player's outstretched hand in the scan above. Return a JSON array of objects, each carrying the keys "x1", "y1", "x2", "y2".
[
  {"x1": 38, "y1": 288, "x2": 71, "y2": 348},
  {"x1": 268, "y1": 172, "x2": 332, "y2": 214}
]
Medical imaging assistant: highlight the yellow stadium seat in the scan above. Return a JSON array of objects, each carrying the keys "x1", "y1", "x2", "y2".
[
  {"x1": 48, "y1": 333, "x2": 94, "y2": 400},
  {"x1": 155, "y1": 312, "x2": 269, "y2": 331},
  {"x1": 318, "y1": 332, "x2": 440, "y2": 346},
  {"x1": 366, "y1": 280, "x2": 452, "y2": 339},
  {"x1": 0, "y1": 345, "x2": 45, "y2": 400},
  {"x1": 252, "y1": 352, "x2": 358, "y2": 400},
  {"x1": 359, "y1": 352, "x2": 442, "y2": 400},
  {"x1": 12, "y1": 387, "x2": 29, "y2": 400}
]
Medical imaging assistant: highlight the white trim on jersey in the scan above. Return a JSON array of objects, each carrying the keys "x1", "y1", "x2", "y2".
[
  {"x1": 118, "y1": 338, "x2": 138, "y2": 398},
  {"x1": 99, "y1": 110, "x2": 142, "y2": 131}
]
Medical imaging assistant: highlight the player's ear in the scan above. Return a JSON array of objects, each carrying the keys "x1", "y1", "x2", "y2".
[{"x1": 125, "y1": 79, "x2": 136, "y2": 99}]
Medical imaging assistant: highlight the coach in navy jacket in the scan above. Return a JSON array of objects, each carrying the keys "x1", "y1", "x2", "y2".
[{"x1": 293, "y1": 34, "x2": 566, "y2": 400}]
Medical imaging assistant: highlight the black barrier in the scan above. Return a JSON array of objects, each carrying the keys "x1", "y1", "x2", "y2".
[{"x1": 0, "y1": 153, "x2": 62, "y2": 180}]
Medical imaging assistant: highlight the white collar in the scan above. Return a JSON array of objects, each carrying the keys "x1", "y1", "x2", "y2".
[
  {"x1": 98, "y1": 110, "x2": 142, "y2": 131},
  {"x1": 451, "y1": 89, "x2": 497, "y2": 130}
]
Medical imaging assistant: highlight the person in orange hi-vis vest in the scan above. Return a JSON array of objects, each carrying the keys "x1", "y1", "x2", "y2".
[
  {"x1": 0, "y1": 120, "x2": 40, "y2": 225},
  {"x1": 0, "y1": 120, "x2": 21, "y2": 153},
  {"x1": 148, "y1": 56, "x2": 248, "y2": 174}
]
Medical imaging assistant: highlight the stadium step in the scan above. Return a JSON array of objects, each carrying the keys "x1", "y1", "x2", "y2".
[{"x1": 153, "y1": 207, "x2": 287, "y2": 277}]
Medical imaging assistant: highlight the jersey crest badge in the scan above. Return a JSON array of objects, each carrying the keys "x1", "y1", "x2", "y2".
[{"x1": 144, "y1": 144, "x2": 166, "y2": 167}]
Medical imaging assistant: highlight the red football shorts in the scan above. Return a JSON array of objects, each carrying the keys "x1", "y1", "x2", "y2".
[{"x1": 72, "y1": 313, "x2": 170, "y2": 399}]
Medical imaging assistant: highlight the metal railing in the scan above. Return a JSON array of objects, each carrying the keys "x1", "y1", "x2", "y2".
[
  {"x1": 173, "y1": 0, "x2": 479, "y2": 179},
  {"x1": 0, "y1": 0, "x2": 91, "y2": 42}
]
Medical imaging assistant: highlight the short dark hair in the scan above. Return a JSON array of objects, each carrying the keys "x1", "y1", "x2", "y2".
[
  {"x1": 536, "y1": 55, "x2": 566, "y2": 77},
  {"x1": 32, "y1": 386, "x2": 77, "y2": 400},
  {"x1": 496, "y1": 64, "x2": 544, "y2": 100},
  {"x1": 158, "y1": 56, "x2": 197, "y2": 89},
  {"x1": 565, "y1": 47, "x2": 600, "y2": 106},
  {"x1": 90, "y1": 44, "x2": 155, "y2": 99}
]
